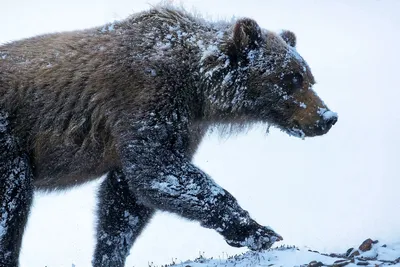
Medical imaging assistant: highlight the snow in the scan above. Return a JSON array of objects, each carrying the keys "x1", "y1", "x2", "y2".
[
  {"x1": 0, "y1": 113, "x2": 10, "y2": 241},
  {"x1": 169, "y1": 242, "x2": 400, "y2": 267},
  {"x1": 299, "y1": 102, "x2": 307, "y2": 109},
  {"x1": 0, "y1": 112, "x2": 9, "y2": 133},
  {"x1": 317, "y1": 107, "x2": 338, "y2": 122},
  {"x1": 100, "y1": 22, "x2": 116, "y2": 33},
  {"x1": 287, "y1": 127, "x2": 306, "y2": 139},
  {"x1": 322, "y1": 111, "x2": 338, "y2": 121},
  {"x1": 287, "y1": 46, "x2": 308, "y2": 72},
  {"x1": 379, "y1": 243, "x2": 400, "y2": 262},
  {"x1": 200, "y1": 44, "x2": 219, "y2": 62},
  {"x1": 155, "y1": 41, "x2": 172, "y2": 50},
  {"x1": 145, "y1": 67, "x2": 157, "y2": 77},
  {"x1": 151, "y1": 172, "x2": 225, "y2": 205},
  {"x1": 0, "y1": 219, "x2": 5, "y2": 241},
  {"x1": 151, "y1": 175, "x2": 183, "y2": 197}
]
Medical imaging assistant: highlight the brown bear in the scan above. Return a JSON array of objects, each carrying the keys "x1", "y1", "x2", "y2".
[{"x1": 0, "y1": 5, "x2": 337, "y2": 267}]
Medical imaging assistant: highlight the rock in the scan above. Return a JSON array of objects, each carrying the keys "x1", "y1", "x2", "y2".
[
  {"x1": 308, "y1": 261, "x2": 324, "y2": 267},
  {"x1": 334, "y1": 259, "x2": 349, "y2": 264},
  {"x1": 346, "y1": 248, "x2": 354, "y2": 257},
  {"x1": 349, "y1": 250, "x2": 360, "y2": 257},
  {"x1": 359, "y1": 238, "x2": 375, "y2": 252},
  {"x1": 331, "y1": 261, "x2": 351, "y2": 267}
]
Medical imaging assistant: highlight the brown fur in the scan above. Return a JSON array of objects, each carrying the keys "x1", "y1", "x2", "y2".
[
  {"x1": 0, "y1": 5, "x2": 337, "y2": 190},
  {"x1": 0, "y1": 6, "x2": 337, "y2": 266}
]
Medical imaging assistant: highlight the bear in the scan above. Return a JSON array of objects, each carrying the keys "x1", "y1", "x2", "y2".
[{"x1": 0, "y1": 5, "x2": 338, "y2": 267}]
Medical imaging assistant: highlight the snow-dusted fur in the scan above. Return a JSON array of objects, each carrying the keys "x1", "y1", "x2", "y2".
[{"x1": 0, "y1": 6, "x2": 337, "y2": 267}]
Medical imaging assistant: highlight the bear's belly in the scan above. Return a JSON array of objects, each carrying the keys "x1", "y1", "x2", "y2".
[{"x1": 32, "y1": 142, "x2": 119, "y2": 190}]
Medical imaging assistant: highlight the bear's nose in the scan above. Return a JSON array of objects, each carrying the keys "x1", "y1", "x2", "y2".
[
  {"x1": 323, "y1": 111, "x2": 338, "y2": 129},
  {"x1": 326, "y1": 116, "x2": 338, "y2": 127}
]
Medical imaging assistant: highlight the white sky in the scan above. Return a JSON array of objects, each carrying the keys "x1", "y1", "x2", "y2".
[{"x1": 1, "y1": 0, "x2": 400, "y2": 266}]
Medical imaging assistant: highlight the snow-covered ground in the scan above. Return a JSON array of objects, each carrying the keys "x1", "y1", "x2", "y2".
[
  {"x1": 1, "y1": 0, "x2": 399, "y2": 267},
  {"x1": 170, "y1": 240, "x2": 400, "y2": 267}
]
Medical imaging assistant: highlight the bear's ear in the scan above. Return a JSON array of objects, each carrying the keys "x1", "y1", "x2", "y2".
[
  {"x1": 231, "y1": 18, "x2": 263, "y2": 53},
  {"x1": 280, "y1": 30, "x2": 296, "y2": 47}
]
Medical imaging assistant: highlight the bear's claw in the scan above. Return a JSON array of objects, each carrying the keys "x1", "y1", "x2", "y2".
[{"x1": 225, "y1": 224, "x2": 283, "y2": 250}]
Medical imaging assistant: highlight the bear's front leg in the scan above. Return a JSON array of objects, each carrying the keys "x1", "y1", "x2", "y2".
[{"x1": 118, "y1": 129, "x2": 282, "y2": 251}]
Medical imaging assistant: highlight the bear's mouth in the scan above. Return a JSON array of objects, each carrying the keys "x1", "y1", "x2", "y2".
[
  {"x1": 268, "y1": 122, "x2": 306, "y2": 139},
  {"x1": 280, "y1": 116, "x2": 337, "y2": 139},
  {"x1": 273, "y1": 119, "x2": 306, "y2": 139},
  {"x1": 285, "y1": 127, "x2": 306, "y2": 139}
]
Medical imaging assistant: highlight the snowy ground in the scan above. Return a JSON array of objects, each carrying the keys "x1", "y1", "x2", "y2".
[{"x1": 168, "y1": 240, "x2": 400, "y2": 267}]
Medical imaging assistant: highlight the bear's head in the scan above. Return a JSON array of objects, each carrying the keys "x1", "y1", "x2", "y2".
[{"x1": 202, "y1": 18, "x2": 338, "y2": 138}]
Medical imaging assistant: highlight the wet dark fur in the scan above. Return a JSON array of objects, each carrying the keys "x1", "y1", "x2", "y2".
[{"x1": 0, "y1": 6, "x2": 336, "y2": 267}]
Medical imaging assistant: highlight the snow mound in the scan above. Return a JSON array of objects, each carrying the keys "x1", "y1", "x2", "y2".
[{"x1": 168, "y1": 239, "x2": 400, "y2": 267}]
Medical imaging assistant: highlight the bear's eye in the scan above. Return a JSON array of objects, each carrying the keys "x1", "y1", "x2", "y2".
[{"x1": 281, "y1": 73, "x2": 304, "y2": 94}]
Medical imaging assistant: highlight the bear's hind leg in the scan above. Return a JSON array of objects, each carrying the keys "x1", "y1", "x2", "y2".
[
  {"x1": 93, "y1": 169, "x2": 154, "y2": 267},
  {"x1": 0, "y1": 111, "x2": 33, "y2": 267}
]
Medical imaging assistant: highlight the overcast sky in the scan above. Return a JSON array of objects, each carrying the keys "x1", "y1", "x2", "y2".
[{"x1": 1, "y1": 1, "x2": 400, "y2": 267}]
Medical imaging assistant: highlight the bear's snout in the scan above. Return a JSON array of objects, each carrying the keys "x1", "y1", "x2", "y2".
[
  {"x1": 290, "y1": 107, "x2": 338, "y2": 138},
  {"x1": 312, "y1": 109, "x2": 338, "y2": 136},
  {"x1": 321, "y1": 110, "x2": 338, "y2": 130}
]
